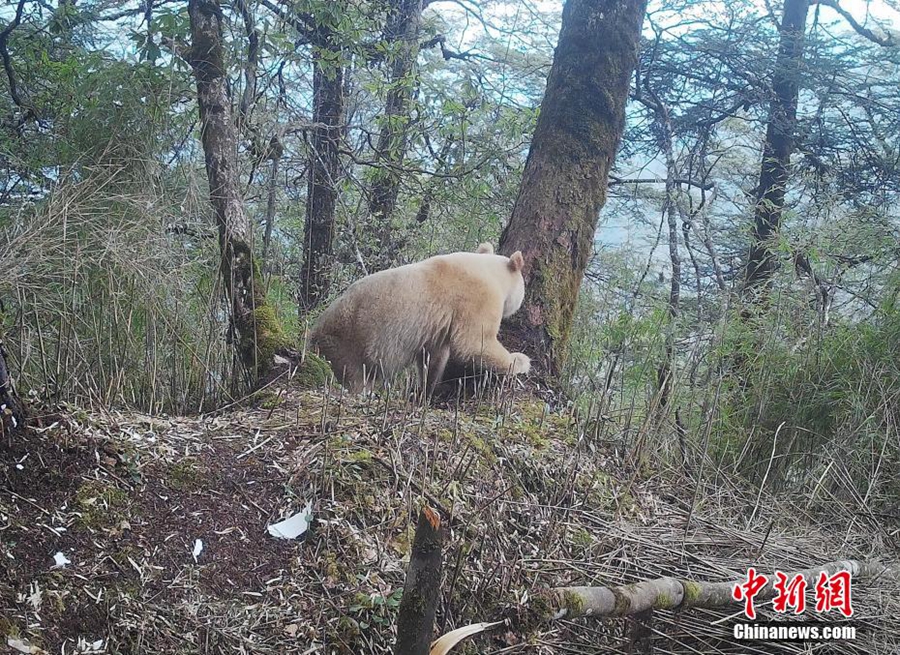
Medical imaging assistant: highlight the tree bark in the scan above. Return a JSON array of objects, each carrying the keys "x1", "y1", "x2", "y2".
[
  {"x1": 365, "y1": 0, "x2": 424, "y2": 269},
  {"x1": 299, "y1": 46, "x2": 344, "y2": 310},
  {"x1": 394, "y1": 506, "x2": 443, "y2": 655},
  {"x1": 498, "y1": 0, "x2": 648, "y2": 376},
  {"x1": 262, "y1": 153, "x2": 280, "y2": 266},
  {"x1": 743, "y1": 0, "x2": 811, "y2": 297},
  {"x1": 188, "y1": 0, "x2": 283, "y2": 380}
]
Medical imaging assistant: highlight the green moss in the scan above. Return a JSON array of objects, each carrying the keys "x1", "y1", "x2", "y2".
[
  {"x1": 257, "y1": 392, "x2": 283, "y2": 409},
  {"x1": 294, "y1": 352, "x2": 332, "y2": 389},
  {"x1": 655, "y1": 591, "x2": 677, "y2": 609},
  {"x1": 167, "y1": 458, "x2": 207, "y2": 492},
  {"x1": 241, "y1": 302, "x2": 286, "y2": 374},
  {"x1": 498, "y1": 401, "x2": 571, "y2": 449},
  {"x1": 228, "y1": 242, "x2": 288, "y2": 379},
  {"x1": 0, "y1": 616, "x2": 19, "y2": 637},
  {"x1": 561, "y1": 589, "x2": 586, "y2": 616},
  {"x1": 346, "y1": 449, "x2": 373, "y2": 465},
  {"x1": 392, "y1": 526, "x2": 413, "y2": 555},
  {"x1": 532, "y1": 243, "x2": 582, "y2": 367},
  {"x1": 515, "y1": 589, "x2": 557, "y2": 632},
  {"x1": 453, "y1": 426, "x2": 496, "y2": 465},
  {"x1": 75, "y1": 480, "x2": 129, "y2": 529},
  {"x1": 681, "y1": 580, "x2": 703, "y2": 605},
  {"x1": 47, "y1": 592, "x2": 67, "y2": 615},
  {"x1": 334, "y1": 615, "x2": 361, "y2": 642},
  {"x1": 570, "y1": 527, "x2": 593, "y2": 548}
]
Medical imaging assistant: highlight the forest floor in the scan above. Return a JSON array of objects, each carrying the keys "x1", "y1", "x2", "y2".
[{"x1": 1, "y1": 377, "x2": 898, "y2": 654}]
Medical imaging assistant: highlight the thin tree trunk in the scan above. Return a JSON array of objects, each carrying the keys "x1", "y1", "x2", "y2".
[
  {"x1": 498, "y1": 0, "x2": 647, "y2": 376},
  {"x1": 299, "y1": 48, "x2": 344, "y2": 310},
  {"x1": 188, "y1": 0, "x2": 283, "y2": 380},
  {"x1": 743, "y1": 0, "x2": 811, "y2": 297},
  {"x1": 637, "y1": 84, "x2": 680, "y2": 411},
  {"x1": 234, "y1": 0, "x2": 259, "y2": 125},
  {"x1": 366, "y1": 0, "x2": 424, "y2": 269},
  {"x1": 262, "y1": 153, "x2": 280, "y2": 266}
]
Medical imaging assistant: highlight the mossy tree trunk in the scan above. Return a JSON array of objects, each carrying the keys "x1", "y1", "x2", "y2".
[
  {"x1": 742, "y1": 0, "x2": 810, "y2": 299},
  {"x1": 365, "y1": 0, "x2": 424, "y2": 270},
  {"x1": 498, "y1": 0, "x2": 648, "y2": 376},
  {"x1": 188, "y1": 0, "x2": 283, "y2": 381},
  {"x1": 299, "y1": 39, "x2": 345, "y2": 310}
]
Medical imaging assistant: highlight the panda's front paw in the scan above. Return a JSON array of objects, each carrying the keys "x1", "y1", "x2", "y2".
[{"x1": 509, "y1": 352, "x2": 531, "y2": 375}]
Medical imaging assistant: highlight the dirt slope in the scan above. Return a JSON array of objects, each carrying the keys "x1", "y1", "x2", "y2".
[{"x1": 2, "y1": 383, "x2": 898, "y2": 653}]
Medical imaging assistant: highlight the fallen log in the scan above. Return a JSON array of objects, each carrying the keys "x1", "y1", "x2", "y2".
[
  {"x1": 431, "y1": 558, "x2": 900, "y2": 654},
  {"x1": 551, "y1": 559, "x2": 898, "y2": 619}
]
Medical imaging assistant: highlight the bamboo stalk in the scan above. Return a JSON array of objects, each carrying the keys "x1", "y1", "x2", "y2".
[{"x1": 553, "y1": 559, "x2": 898, "y2": 619}]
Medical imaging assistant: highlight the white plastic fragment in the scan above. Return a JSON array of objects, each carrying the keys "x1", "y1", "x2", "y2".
[
  {"x1": 52, "y1": 551, "x2": 71, "y2": 568},
  {"x1": 192, "y1": 539, "x2": 204, "y2": 562},
  {"x1": 267, "y1": 502, "x2": 313, "y2": 539}
]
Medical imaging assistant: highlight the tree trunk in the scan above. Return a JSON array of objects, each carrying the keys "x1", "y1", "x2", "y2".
[
  {"x1": 498, "y1": 0, "x2": 648, "y2": 376},
  {"x1": 299, "y1": 48, "x2": 344, "y2": 310},
  {"x1": 188, "y1": 0, "x2": 283, "y2": 380},
  {"x1": 743, "y1": 0, "x2": 811, "y2": 297},
  {"x1": 365, "y1": 0, "x2": 424, "y2": 269},
  {"x1": 262, "y1": 153, "x2": 280, "y2": 267}
]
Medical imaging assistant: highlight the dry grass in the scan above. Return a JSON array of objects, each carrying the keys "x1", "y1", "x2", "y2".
[
  {"x1": 0, "y1": 164, "x2": 239, "y2": 415},
  {"x1": 2, "y1": 375, "x2": 898, "y2": 654}
]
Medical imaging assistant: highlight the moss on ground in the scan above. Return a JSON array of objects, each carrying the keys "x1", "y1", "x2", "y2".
[
  {"x1": 294, "y1": 352, "x2": 332, "y2": 389},
  {"x1": 166, "y1": 457, "x2": 208, "y2": 492},
  {"x1": 75, "y1": 480, "x2": 129, "y2": 530}
]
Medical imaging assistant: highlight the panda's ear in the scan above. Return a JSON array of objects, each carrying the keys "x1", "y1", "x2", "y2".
[
  {"x1": 508, "y1": 251, "x2": 524, "y2": 272},
  {"x1": 476, "y1": 242, "x2": 494, "y2": 254}
]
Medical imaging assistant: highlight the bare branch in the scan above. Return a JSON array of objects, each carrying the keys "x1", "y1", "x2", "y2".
[
  {"x1": 233, "y1": 0, "x2": 259, "y2": 122},
  {"x1": 814, "y1": 0, "x2": 896, "y2": 47},
  {"x1": 0, "y1": 0, "x2": 32, "y2": 118},
  {"x1": 608, "y1": 175, "x2": 715, "y2": 191},
  {"x1": 160, "y1": 34, "x2": 192, "y2": 63},
  {"x1": 258, "y1": 0, "x2": 318, "y2": 45}
]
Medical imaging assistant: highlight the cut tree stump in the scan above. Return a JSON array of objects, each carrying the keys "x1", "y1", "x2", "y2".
[{"x1": 394, "y1": 506, "x2": 443, "y2": 655}]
